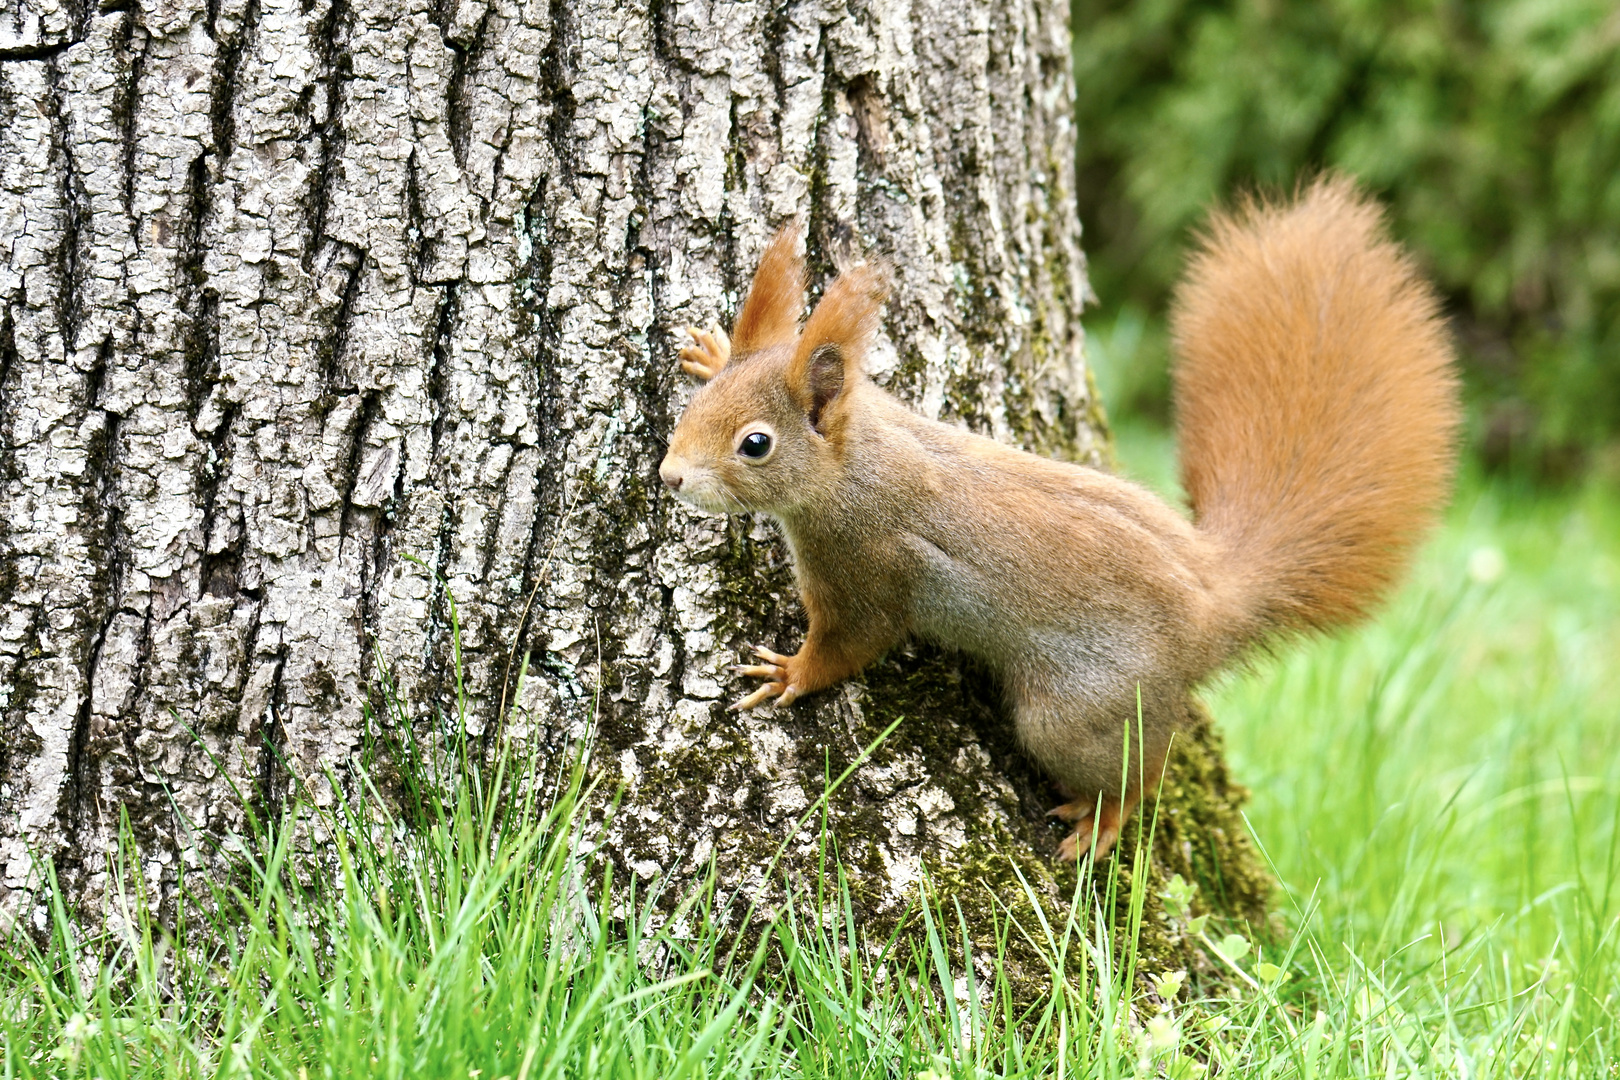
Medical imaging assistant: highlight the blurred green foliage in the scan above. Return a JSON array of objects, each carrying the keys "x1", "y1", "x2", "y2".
[{"x1": 1072, "y1": 0, "x2": 1620, "y2": 467}]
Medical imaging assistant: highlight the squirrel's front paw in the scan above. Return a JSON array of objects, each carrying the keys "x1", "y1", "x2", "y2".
[
  {"x1": 679, "y1": 324, "x2": 731, "y2": 380},
  {"x1": 729, "y1": 644, "x2": 803, "y2": 710}
]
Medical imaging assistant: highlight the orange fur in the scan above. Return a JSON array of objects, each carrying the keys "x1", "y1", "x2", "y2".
[
  {"x1": 1173, "y1": 177, "x2": 1460, "y2": 642},
  {"x1": 730, "y1": 225, "x2": 807, "y2": 356},
  {"x1": 659, "y1": 178, "x2": 1459, "y2": 862},
  {"x1": 791, "y1": 263, "x2": 891, "y2": 378},
  {"x1": 788, "y1": 263, "x2": 891, "y2": 436}
]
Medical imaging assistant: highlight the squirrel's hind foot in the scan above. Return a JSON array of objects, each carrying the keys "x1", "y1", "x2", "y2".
[{"x1": 1050, "y1": 795, "x2": 1128, "y2": 862}]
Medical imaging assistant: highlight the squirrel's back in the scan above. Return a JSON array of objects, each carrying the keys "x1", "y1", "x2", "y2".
[{"x1": 1171, "y1": 176, "x2": 1460, "y2": 645}]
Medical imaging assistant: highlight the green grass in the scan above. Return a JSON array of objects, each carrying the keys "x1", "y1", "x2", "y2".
[
  {"x1": 5, "y1": 429, "x2": 1619, "y2": 1077},
  {"x1": 1115, "y1": 417, "x2": 1620, "y2": 1076}
]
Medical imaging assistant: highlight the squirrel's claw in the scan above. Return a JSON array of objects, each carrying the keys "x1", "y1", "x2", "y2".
[
  {"x1": 679, "y1": 323, "x2": 732, "y2": 380},
  {"x1": 1056, "y1": 823, "x2": 1102, "y2": 863},
  {"x1": 1058, "y1": 823, "x2": 1121, "y2": 862},
  {"x1": 730, "y1": 682, "x2": 786, "y2": 712},
  {"x1": 750, "y1": 644, "x2": 792, "y2": 666},
  {"x1": 730, "y1": 644, "x2": 802, "y2": 710},
  {"x1": 1046, "y1": 798, "x2": 1094, "y2": 824}
]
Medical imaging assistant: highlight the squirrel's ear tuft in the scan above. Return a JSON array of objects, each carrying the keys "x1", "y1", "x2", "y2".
[
  {"x1": 789, "y1": 262, "x2": 891, "y2": 434},
  {"x1": 731, "y1": 224, "x2": 806, "y2": 355}
]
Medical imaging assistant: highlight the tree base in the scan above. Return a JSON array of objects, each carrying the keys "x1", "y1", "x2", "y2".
[{"x1": 597, "y1": 640, "x2": 1274, "y2": 1007}]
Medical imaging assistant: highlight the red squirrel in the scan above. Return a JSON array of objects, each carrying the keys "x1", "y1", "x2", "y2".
[{"x1": 659, "y1": 178, "x2": 1459, "y2": 860}]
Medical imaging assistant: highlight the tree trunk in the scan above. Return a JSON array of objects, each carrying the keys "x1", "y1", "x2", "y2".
[{"x1": 0, "y1": 0, "x2": 1267, "y2": 976}]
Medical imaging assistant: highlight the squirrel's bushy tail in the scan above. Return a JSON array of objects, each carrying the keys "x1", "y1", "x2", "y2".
[{"x1": 1172, "y1": 176, "x2": 1460, "y2": 644}]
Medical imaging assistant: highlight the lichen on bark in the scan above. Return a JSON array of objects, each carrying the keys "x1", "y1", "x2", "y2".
[{"x1": 0, "y1": 0, "x2": 1272, "y2": 990}]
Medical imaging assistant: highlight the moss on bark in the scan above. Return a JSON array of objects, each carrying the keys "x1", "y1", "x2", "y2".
[
  {"x1": 591, "y1": 609, "x2": 1274, "y2": 1010},
  {"x1": 857, "y1": 658, "x2": 1274, "y2": 1008}
]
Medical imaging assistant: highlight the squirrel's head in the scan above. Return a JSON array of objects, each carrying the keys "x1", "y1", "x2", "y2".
[{"x1": 660, "y1": 225, "x2": 890, "y2": 517}]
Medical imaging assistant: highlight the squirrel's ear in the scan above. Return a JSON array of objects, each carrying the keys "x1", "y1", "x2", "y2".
[
  {"x1": 730, "y1": 224, "x2": 806, "y2": 356},
  {"x1": 800, "y1": 343, "x2": 847, "y2": 433},
  {"x1": 789, "y1": 262, "x2": 890, "y2": 434}
]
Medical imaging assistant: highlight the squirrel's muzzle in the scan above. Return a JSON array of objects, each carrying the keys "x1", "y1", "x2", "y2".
[{"x1": 658, "y1": 457, "x2": 685, "y2": 492}]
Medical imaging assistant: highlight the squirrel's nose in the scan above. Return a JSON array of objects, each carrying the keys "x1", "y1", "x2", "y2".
[{"x1": 659, "y1": 458, "x2": 684, "y2": 491}]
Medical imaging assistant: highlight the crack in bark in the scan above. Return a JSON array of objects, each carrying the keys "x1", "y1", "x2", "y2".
[
  {"x1": 318, "y1": 242, "x2": 365, "y2": 389},
  {"x1": 717, "y1": 96, "x2": 746, "y2": 312},
  {"x1": 419, "y1": 498, "x2": 460, "y2": 723},
  {"x1": 440, "y1": 4, "x2": 488, "y2": 171},
  {"x1": 335, "y1": 388, "x2": 381, "y2": 546},
  {"x1": 846, "y1": 73, "x2": 888, "y2": 175},
  {"x1": 500, "y1": 474, "x2": 553, "y2": 728},
  {"x1": 352, "y1": 442, "x2": 406, "y2": 697},
  {"x1": 63, "y1": 574, "x2": 146, "y2": 855},
  {"x1": 425, "y1": 280, "x2": 455, "y2": 463},
  {"x1": 761, "y1": 0, "x2": 789, "y2": 126},
  {"x1": 646, "y1": 0, "x2": 682, "y2": 71},
  {"x1": 70, "y1": 337, "x2": 127, "y2": 850},
  {"x1": 540, "y1": 0, "x2": 577, "y2": 187},
  {"x1": 254, "y1": 643, "x2": 291, "y2": 821},
  {"x1": 63, "y1": 688, "x2": 98, "y2": 848},
  {"x1": 114, "y1": 8, "x2": 139, "y2": 227},
  {"x1": 303, "y1": 0, "x2": 351, "y2": 273},
  {"x1": 805, "y1": 32, "x2": 843, "y2": 289},
  {"x1": 0, "y1": 309, "x2": 17, "y2": 433},
  {"x1": 45, "y1": 60, "x2": 88, "y2": 352},
  {"x1": 184, "y1": 291, "x2": 221, "y2": 416},
  {"x1": 0, "y1": 312, "x2": 19, "y2": 793},
  {"x1": 181, "y1": 153, "x2": 219, "y2": 417},
  {"x1": 210, "y1": 0, "x2": 257, "y2": 163},
  {"x1": 505, "y1": 180, "x2": 560, "y2": 709},
  {"x1": 0, "y1": 40, "x2": 75, "y2": 61},
  {"x1": 404, "y1": 148, "x2": 426, "y2": 288},
  {"x1": 83, "y1": 332, "x2": 111, "y2": 410},
  {"x1": 197, "y1": 404, "x2": 242, "y2": 597},
  {"x1": 475, "y1": 450, "x2": 514, "y2": 586}
]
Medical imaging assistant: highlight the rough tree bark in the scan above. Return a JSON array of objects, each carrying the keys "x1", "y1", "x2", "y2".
[{"x1": 0, "y1": 0, "x2": 1268, "y2": 977}]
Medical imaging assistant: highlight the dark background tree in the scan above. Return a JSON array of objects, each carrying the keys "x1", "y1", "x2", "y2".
[{"x1": 1071, "y1": 0, "x2": 1620, "y2": 474}]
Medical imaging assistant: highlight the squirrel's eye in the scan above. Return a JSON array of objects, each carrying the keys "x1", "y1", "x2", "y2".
[{"x1": 739, "y1": 431, "x2": 773, "y2": 459}]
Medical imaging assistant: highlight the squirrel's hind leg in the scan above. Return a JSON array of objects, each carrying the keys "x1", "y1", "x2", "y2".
[
  {"x1": 1013, "y1": 686, "x2": 1177, "y2": 862},
  {"x1": 1047, "y1": 731, "x2": 1174, "y2": 861}
]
